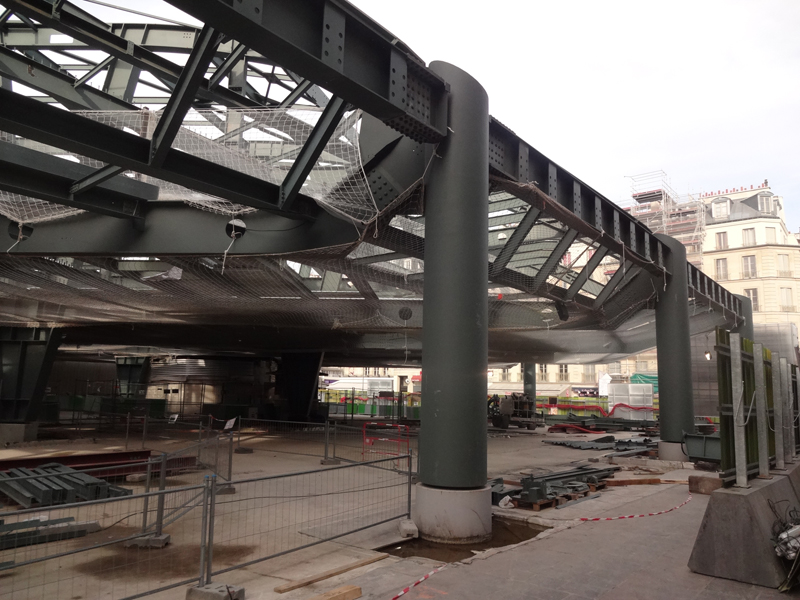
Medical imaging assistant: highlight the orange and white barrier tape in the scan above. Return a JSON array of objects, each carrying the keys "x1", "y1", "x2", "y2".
[{"x1": 579, "y1": 494, "x2": 692, "y2": 521}]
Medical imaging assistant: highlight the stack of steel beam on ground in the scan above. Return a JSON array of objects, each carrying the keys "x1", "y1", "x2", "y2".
[
  {"x1": 0, "y1": 463, "x2": 131, "y2": 508},
  {"x1": 0, "y1": 515, "x2": 102, "y2": 552},
  {"x1": 490, "y1": 465, "x2": 621, "y2": 510}
]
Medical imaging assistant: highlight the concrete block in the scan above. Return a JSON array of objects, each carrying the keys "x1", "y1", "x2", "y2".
[
  {"x1": 688, "y1": 475, "x2": 723, "y2": 495},
  {"x1": 689, "y1": 474, "x2": 796, "y2": 587},
  {"x1": 0, "y1": 422, "x2": 38, "y2": 444},
  {"x1": 413, "y1": 484, "x2": 491, "y2": 544},
  {"x1": 126, "y1": 473, "x2": 149, "y2": 483},
  {"x1": 320, "y1": 458, "x2": 341, "y2": 465},
  {"x1": 186, "y1": 583, "x2": 244, "y2": 600},
  {"x1": 216, "y1": 485, "x2": 236, "y2": 495},
  {"x1": 123, "y1": 534, "x2": 170, "y2": 549},
  {"x1": 398, "y1": 518, "x2": 418, "y2": 538},
  {"x1": 234, "y1": 447, "x2": 253, "y2": 454}
]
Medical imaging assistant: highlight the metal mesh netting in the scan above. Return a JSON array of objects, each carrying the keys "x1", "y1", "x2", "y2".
[{"x1": 0, "y1": 106, "x2": 377, "y2": 224}]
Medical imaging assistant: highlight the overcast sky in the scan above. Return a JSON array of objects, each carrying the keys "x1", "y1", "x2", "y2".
[{"x1": 75, "y1": 0, "x2": 800, "y2": 228}]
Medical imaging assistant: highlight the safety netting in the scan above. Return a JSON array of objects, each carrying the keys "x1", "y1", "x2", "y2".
[{"x1": 0, "y1": 106, "x2": 377, "y2": 224}]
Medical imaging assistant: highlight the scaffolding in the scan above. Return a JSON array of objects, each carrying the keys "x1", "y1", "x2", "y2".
[{"x1": 622, "y1": 171, "x2": 705, "y2": 270}]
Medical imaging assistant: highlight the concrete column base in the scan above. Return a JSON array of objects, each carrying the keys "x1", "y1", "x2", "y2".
[
  {"x1": 0, "y1": 422, "x2": 38, "y2": 444},
  {"x1": 413, "y1": 483, "x2": 491, "y2": 544},
  {"x1": 658, "y1": 441, "x2": 689, "y2": 462}
]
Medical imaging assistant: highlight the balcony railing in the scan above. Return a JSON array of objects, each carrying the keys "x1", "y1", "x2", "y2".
[
  {"x1": 742, "y1": 271, "x2": 758, "y2": 279},
  {"x1": 751, "y1": 303, "x2": 760, "y2": 312},
  {"x1": 582, "y1": 374, "x2": 596, "y2": 383},
  {"x1": 778, "y1": 271, "x2": 793, "y2": 278},
  {"x1": 780, "y1": 305, "x2": 796, "y2": 313},
  {"x1": 742, "y1": 241, "x2": 757, "y2": 248},
  {"x1": 536, "y1": 373, "x2": 549, "y2": 383},
  {"x1": 715, "y1": 273, "x2": 728, "y2": 281},
  {"x1": 557, "y1": 373, "x2": 570, "y2": 382}
]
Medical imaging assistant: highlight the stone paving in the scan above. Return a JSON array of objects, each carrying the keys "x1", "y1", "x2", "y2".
[{"x1": 395, "y1": 484, "x2": 800, "y2": 600}]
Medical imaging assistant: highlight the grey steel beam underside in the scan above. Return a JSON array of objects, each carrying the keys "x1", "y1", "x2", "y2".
[
  {"x1": 149, "y1": 24, "x2": 223, "y2": 167},
  {"x1": 0, "y1": 88, "x2": 320, "y2": 219},
  {"x1": 162, "y1": 0, "x2": 448, "y2": 143},
  {"x1": 0, "y1": 140, "x2": 152, "y2": 220},
  {"x1": 0, "y1": 44, "x2": 136, "y2": 110},
  {"x1": 2, "y1": 0, "x2": 262, "y2": 109},
  {"x1": 0, "y1": 204, "x2": 359, "y2": 256},
  {"x1": 0, "y1": 3, "x2": 744, "y2": 328}
]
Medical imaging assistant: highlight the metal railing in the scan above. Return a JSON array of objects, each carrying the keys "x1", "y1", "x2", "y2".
[
  {"x1": 780, "y1": 305, "x2": 796, "y2": 313},
  {"x1": 0, "y1": 456, "x2": 411, "y2": 600},
  {"x1": 778, "y1": 270, "x2": 793, "y2": 278}
]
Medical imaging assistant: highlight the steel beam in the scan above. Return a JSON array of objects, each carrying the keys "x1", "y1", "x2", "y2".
[
  {"x1": 150, "y1": 25, "x2": 223, "y2": 168},
  {"x1": 0, "y1": 88, "x2": 320, "y2": 218},
  {"x1": 489, "y1": 207, "x2": 541, "y2": 275},
  {"x1": 592, "y1": 263, "x2": 632, "y2": 310},
  {"x1": 3, "y1": 0, "x2": 261, "y2": 109},
  {"x1": 565, "y1": 247, "x2": 608, "y2": 301},
  {"x1": 279, "y1": 96, "x2": 348, "y2": 210},
  {"x1": 0, "y1": 45, "x2": 136, "y2": 110},
  {"x1": 163, "y1": 0, "x2": 447, "y2": 143},
  {"x1": 529, "y1": 230, "x2": 579, "y2": 294},
  {"x1": 69, "y1": 165, "x2": 125, "y2": 196},
  {"x1": 73, "y1": 55, "x2": 113, "y2": 88},
  {"x1": 0, "y1": 141, "x2": 152, "y2": 221},
  {"x1": 208, "y1": 42, "x2": 247, "y2": 89},
  {"x1": 0, "y1": 203, "x2": 358, "y2": 256}
]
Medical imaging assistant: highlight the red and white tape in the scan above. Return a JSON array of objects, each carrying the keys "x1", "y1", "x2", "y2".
[
  {"x1": 390, "y1": 566, "x2": 447, "y2": 599},
  {"x1": 579, "y1": 494, "x2": 692, "y2": 521}
]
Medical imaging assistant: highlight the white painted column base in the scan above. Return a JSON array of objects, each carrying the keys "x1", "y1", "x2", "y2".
[
  {"x1": 658, "y1": 440, "x2": 689, "y2": 462},
  {"x1": 413, "y1": 483, "x2": 492, "y2": 544}
]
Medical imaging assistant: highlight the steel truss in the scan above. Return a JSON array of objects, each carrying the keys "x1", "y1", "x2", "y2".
[{"x1": 0, "y1": 0, "x2": 744, "y2": 360}]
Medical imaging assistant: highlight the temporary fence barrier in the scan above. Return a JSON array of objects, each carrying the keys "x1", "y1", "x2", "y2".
[{"x1": 0, "y1": 455, "x2": 411, "y2": 600}]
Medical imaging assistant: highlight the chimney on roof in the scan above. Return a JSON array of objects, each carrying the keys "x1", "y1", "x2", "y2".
[{"x1": 751, "y1": 185, "x2": 753, "y2": 189}]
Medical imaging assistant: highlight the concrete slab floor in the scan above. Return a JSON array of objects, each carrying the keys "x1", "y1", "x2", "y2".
[{"x1": 5, "y1": 427, "x2": 780, "y2": 600}]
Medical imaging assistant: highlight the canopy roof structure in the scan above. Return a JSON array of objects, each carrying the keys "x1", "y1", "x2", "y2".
[{"x1": 0, "y1": 0, "x2": 744, "y2": 365}]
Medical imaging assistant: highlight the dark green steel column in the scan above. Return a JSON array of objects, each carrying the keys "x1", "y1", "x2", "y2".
[
  {"x1": 419, "y1": 61, "x2": 489, "y2": 489},
  {"x1": 732, "y1": 294, "x2": 754, "y2": 341},
  {"x1": 655, "y1": 234, "x2": 695, "y2": 442},
  {"x1": 523, "y1": 363, "x2": 536, "y2": 398}
]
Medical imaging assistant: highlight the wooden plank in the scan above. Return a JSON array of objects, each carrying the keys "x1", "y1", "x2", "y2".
[
  {"x1": 605, "y1": 478, "x2": 661, "y2": 486},
  {"x1": 306, "y1": 585, "x2": 362, "y2": 600},
  {"x1": 274, "y1": 554, "x2": 388, "y2": 593}
]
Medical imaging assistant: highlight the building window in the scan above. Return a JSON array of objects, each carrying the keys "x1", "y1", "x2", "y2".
[
  {"x1": 742, "y1": 255, "x2": 757, "y2": 278},
  {"x1": 537, "y1": 364, "x2": 548, "y2": 382},
  {"x1": 558, "y1": 364, "x2": 569, "y2": 382},
  {"x1": 766, "y1": 227, "x2": 777, "y2": 244},
  {"x1": 715, "y1": 231, "x2": 728, "y2": 250},
  {"x1": 742, "y1": 228, "x2": 756, "y2": 247},
  {"x1": 608, "y1": 361, "x2": 622, "y2": 374},
  {"x1": 779, "y1": 254, "x2": 791, "y2": 277},
  {"x1": 635, "y1": 360, "x2": 648, "y2": 372},
  {"x1": 583, "y1": 364, "x2": 595, "y2": 383},
  {"x1": 715, "y1": 258, "x2": 728, "y2": 281},
  {"x1": 744, "y1": 288, "x2": 759, "y2": 312},
  {"x1": 759, "y1": 195, "x2": 774, "y2": 214},
  {"x1": 780, "y1": 288, "x2": 794, "y2": 312},
  {"x1": 712, "y1": 200, "x2": 729, "y2": 219}
]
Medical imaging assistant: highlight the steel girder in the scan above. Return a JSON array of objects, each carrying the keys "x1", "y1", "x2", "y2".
[
  {"x1": 0, "y1": 88, "x2": 320, "y2": 218},
  {"x1": 0, "y1": 204, "x2": 358, "y2": 255},
  {"x1": 0, "y1": 140, "x2": 153, "y2": 221},
  {"x1": 162, "y1": 0, "x2": 448, "y2": 143}
]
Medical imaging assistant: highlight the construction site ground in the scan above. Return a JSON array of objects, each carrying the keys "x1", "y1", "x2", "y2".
[{"x1": 1, "y1": 426, "x2": 797, "y2": 599}]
